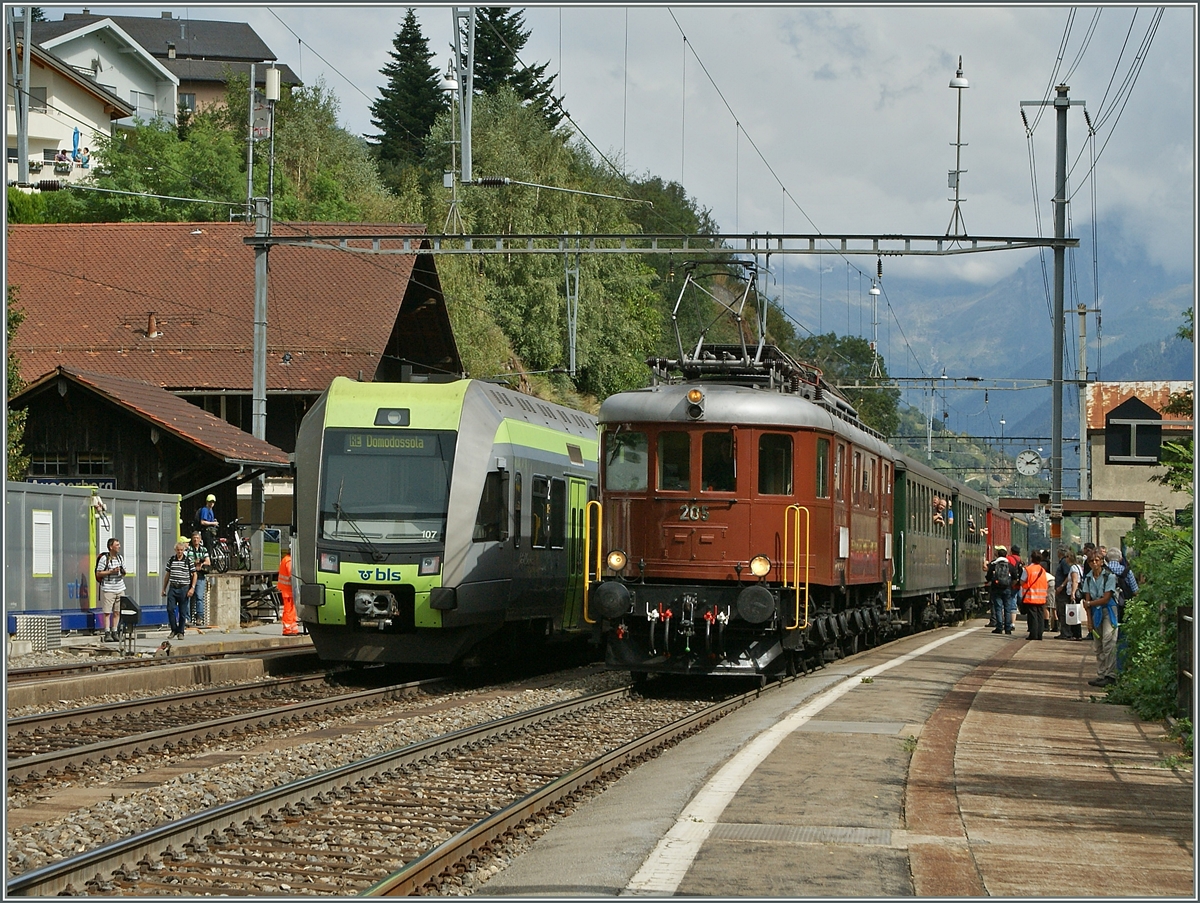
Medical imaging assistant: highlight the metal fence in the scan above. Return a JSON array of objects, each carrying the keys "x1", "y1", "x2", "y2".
[{"x1": 1178, "y1": 605, "x2": 1193, "y2": 718}]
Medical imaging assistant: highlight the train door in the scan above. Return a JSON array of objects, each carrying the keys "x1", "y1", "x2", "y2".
[{"x1": 562, "y1": 477, "x2": 590, "y2": 629}]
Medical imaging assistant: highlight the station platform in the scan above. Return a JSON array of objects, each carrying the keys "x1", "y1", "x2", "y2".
[
  {"x1": 481, "y1": 619, "x2": 1195, "y2": 898},
  {"x1": 52, "y1": 622, "x2": 311, "y2": 659}
]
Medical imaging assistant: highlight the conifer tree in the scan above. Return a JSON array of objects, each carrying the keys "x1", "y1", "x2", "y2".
[
  {"x1": 468, "y1": 7, "x2": 562, "y2": 128},
  {"x1": 370, "y1": 9, "x2": 447, "y2": 166}
]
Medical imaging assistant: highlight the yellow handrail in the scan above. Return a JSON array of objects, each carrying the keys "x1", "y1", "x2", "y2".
[
  {"x1": 582, "y1": 499, "x2": 603, "y2": 624},
  {"x1": 783, "y1": 505, "x2": 811, "y2": 630}
]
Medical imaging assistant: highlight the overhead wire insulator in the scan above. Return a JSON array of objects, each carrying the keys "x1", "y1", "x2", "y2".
[
  {"x1": 37, "y1": 180, "x2": 64, "y2": 192},
  {"x1": 1020, "y1": 109, "x2": 1031, "y2": 136},
  {"x1": 876, "y1": 256, "x2": 883, "y2": 281},
  {"x1": 1083, "y1": 108, "x2": 1095, "y2": 136},
  {"x1": 473, "y1": 177, "x2": 510, "y2": 187}
]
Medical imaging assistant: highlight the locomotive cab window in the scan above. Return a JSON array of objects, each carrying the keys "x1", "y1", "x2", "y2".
[
  {"x1": 658, "y1": 431, "x2": 690, "y2": 491},
  {"x1": 758, "y1": 433, "x2": 793, "y2": 495},
  {"x1": 472, "y1": 470, "x2": 509, "y2": 543},
  {"x1": 702, "y1": 431, "x2": 735, "y2": 492},
  {"x1": 603, "y1": 429, "x2": 648, "y2": 491}
]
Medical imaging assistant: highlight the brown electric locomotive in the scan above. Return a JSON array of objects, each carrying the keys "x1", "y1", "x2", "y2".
[{"x1": 584, "y1": 341, "x2": 988, "y2": 680}]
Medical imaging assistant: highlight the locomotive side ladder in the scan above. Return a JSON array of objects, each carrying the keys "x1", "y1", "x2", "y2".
[{"x1": 783, "y1": 505, "x2": 811, "y2": 630}]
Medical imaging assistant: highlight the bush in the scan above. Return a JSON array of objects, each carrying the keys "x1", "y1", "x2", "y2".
[{"x1": 1106, "y1": 515, "x2": 1194, "y2": 721}]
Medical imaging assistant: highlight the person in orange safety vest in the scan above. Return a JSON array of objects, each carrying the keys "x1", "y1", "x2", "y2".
[
  {"x1": 278, "y1": 550, "x2": 300, "y2": 636},
  {"x1": 1020, "y1": 549, "x2": 1050, "y2": 641}
]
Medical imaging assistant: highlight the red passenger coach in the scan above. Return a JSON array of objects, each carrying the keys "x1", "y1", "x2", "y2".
[
  {"x1": 585, "y1": 344, "x2": 900, "y2": 680},
  {"x1": 987, "y1": 508, "x2": 1013, "y2": 554}
]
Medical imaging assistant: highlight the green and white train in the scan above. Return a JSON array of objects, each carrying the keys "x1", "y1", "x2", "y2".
[{"x1": 292, "y1": 377, "x2": 599, "y2": 665}]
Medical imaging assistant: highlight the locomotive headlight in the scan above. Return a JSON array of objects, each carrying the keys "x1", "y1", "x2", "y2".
[
  {"x1": 607, "y1": 549, "x2": 628, "y2": 572},
  {"x1": 749, "y1": 555, "x2": 772, "y2": 578},
  {"x1": 318, "y1": 551, "x2": 340, "y2": 573},
  {"x1": 686, "y1": 387, "x2": 705, "y2": 420}
]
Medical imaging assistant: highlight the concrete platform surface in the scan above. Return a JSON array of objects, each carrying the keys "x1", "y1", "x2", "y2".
[{"x1": 481, "y1": 620, "x2": 1194, "y2": 898}]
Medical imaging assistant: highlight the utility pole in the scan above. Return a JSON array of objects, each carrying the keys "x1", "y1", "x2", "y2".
[
  {"x1": 7, "y1": 7, "x2": 32, "y2": 184},
  {"x1": 246, "y1": 63, "x2": 255, "y2": 220},
  {"x1": 1021, "y1": 83, "x2": 1084, "y2": 565},
  {"x1": 249, "y1": 66, "x2": 279, "y2": 564},
  {"x1": 1078, "y1": 303, "x2": 1098, "y2": 546},
  {"x1": 451, "y1": 7, "x2": 474, "y2": 183},
  {"x1": 946, "y1": 56, "x2": 969, "y2": 237}
]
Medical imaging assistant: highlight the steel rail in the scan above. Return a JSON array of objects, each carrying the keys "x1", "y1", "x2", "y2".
[
  {"x1": 6, "y1": 645, "x2": 317, "y2": 683},
  {"x1": 6, "y1": 677, "x2": 433, "y2": 785},
  {"x1": 8, "y1": 673, "x2": 442, "y2": 734},
  {"x1": 6, "y1": 685, "x2": 637, "y2": 897},
  {"x1": 363, "y1": 685, "x2": 760, "y2": 896}
]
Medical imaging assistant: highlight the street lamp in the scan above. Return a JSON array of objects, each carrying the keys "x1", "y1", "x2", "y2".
[{"x1": 1000, "y1": 419, "x2": 1006, "y2": 446}]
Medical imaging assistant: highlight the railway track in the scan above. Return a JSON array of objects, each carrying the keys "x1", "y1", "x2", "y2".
[
  {"x1": 7, "y1": 682, "x2": 759, "y2": 896},
  {"x1": 6, "y1": 677, "x2": 440, "y2": 787},
  {"x1": 7, "y1": 645, "x2": 318, "y2": 684},
  {"x1": 7, "y1": 673, "x2": 427, "y2": 762}
]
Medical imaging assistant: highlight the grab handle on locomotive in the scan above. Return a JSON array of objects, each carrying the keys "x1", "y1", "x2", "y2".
[
  {"x1": 582, "y1": 499, "x2": 603, "y2": 624},
  {"x1": 783, "y1": 504, "x2": 811, "y2": 630}
]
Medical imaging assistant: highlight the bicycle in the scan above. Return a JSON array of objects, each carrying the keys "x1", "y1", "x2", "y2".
[{"x1": 213, "y1": 518, "x2": 253, "y2": 572}]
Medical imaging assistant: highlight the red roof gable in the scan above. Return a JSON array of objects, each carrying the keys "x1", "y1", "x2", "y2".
[
  {"x1": 12, "y1": 366, "x2": 290, "y2": 468},
  {"x1": 6, "y1": 221, "x2": 454, "y2": 392}
]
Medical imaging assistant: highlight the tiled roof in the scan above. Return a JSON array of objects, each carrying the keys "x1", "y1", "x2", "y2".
[
  {"x1": 165, "y1": 58, "x2": 302, "y2": 88},
  {"x1": 1086, "y1": 381, "x2": 1194, "y2": 431},
  {"x1": 12, "y1": 366, "x2": 290, "y2": 468},
  {"x1": 7, "y1": 222, "x2": 459, "y2": 392},
  {"x1": 51, "y1": 14, "x2": 282, "y2": 63}
]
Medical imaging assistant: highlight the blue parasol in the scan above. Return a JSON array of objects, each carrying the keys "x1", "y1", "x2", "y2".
[{"x1": 72, "y1": 127, "x2": 80, "y2": 162}]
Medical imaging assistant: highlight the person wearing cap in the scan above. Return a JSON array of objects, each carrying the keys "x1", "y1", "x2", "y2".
[
  {"x1": 1081, "y1": 550, "x2": 1119, "y2": 687},
  {"x1": 986, "y1": 545, "x2": 1015, "y2": 635},
  {"x1": 1104, "y1": 547, "x2": 1138, "y2": 622},
  {"x1": 197, "y1": 494, "x2": 218, "y2": 556}
]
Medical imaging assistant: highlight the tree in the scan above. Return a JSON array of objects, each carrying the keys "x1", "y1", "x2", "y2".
[
  {"x1": 7, "y1": 283, "x2": 30, "y2": 480},
  {"x1": 789, "y1": 333, "x2": 902, "y2": 437},
  {"x1": 369, "y1": 9, "x2": 447, "y2": 167},
  {"x1": 469, "y1": 7, "x2": 562, "y2": 128}
]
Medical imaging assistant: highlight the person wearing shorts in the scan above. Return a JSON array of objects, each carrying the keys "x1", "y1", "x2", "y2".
[{"x1": 95, "y1": 537, "x2": 126, "y2": 642}]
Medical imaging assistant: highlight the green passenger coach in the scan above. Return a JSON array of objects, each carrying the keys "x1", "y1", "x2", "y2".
[{"x1": 292, "y1": 376, "x2": 599, "y2": 665}]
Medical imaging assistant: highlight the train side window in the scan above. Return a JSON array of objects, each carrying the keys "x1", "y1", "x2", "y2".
[
  {"x1": 531, "y1": 476, "x2": 551, "y2": 549},
  {"x1": 816, "y1": 438, "x2": 829, "y2": 498},
  {"x1": 604, "y1": 430, "x2": 648, "y2": 491},
  {"x1": 758, "y1": 433, "x2": 793, "y2": 495},
  {"x1": 702, "y1": 431, "x2": 736, "y2": 492},
  {"x1": 852, "y1": 451, "x2": 863, "y2": 506},
  {"x1": 550, "y1": 478, "x2": 566, "y2": 548},
  {"x1": 834, "y1": 444, "x2": 845, "y2": 502},
  {"x1": 867, "y1": 458, "x2": 876, "y2": 510},
  {"x1": 513, "y1": 472, "x2": 522, "y2": 548},
  {"x1": 658, "y1": 431, "x2": 690, "y2": 491},
  {"x1": 472, "y1": 470, "x2": 510, "y2": 542}
]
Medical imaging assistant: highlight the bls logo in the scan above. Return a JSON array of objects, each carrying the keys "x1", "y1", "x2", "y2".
[{"x1": 357, "y1": 568, "x2": 403, "y2": 582}]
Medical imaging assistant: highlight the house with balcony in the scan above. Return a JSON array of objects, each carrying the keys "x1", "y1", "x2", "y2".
[
  {"x1": 5, "y1": 38, "x2": 135, "y2": 184},
  {"x1": 25, "y1": 11, "x2": 300, "y2": 120},
  {"x1": 13, "y1": 16, "x2": 179, "y2": 127}
]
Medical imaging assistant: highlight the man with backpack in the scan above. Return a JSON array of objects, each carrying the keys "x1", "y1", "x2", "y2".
[
  {"x1": 1104, "y1": 548, "x2": 1138, "y2": 622},
  {"x1": 987, "y1": 545, "x2": 1016, "y2": 635},
  {"x1": 94, "y1": 537, "x2": 126, "y2": 642}
]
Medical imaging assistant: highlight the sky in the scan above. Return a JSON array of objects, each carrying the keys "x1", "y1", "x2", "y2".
[{"x1": 29, "y1": 3, "x2": 1199, "y2": 292}]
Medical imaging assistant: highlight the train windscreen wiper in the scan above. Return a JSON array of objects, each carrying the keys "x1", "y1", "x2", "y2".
[{"x1": 332, "y1": 502, "x2": 388, "y2": 563}]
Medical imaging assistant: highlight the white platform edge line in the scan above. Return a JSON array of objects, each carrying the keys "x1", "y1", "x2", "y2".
[{"x1": 621, "y1": 628, "x2": 979, "y2": 896}]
